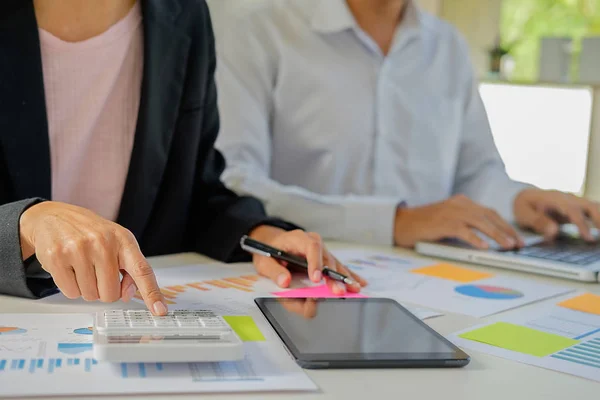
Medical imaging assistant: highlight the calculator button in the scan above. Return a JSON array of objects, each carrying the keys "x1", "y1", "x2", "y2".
[
  {"x1": 154, "y1": 319, "x2": 177, "y2": 327},
  {"x1": 99, "y1": 310, "x2": 230, "y2": 336},
  {"x1": 177, "y1": 320, "x2": 201, "y2": 327},
  {"x1": 130, "y1": 320, "x2": 153, "y2": 327}
]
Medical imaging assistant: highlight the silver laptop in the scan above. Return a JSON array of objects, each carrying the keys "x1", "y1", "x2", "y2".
[{"x1": 416, "y1": 225, "x2": 600, "y2": 282}]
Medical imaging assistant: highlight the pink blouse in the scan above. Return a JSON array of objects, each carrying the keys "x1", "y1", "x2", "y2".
[{"x1": 39, "y1": 2, "x2": 142, "y2": 221}]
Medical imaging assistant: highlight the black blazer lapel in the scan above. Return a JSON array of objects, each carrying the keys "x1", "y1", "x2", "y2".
[
  {"x1": 117, "y1": 0, "x2": 191, "y2": 238},
  {"x1": 0, "y1": 1, "x2": 51, "y2": 200}
]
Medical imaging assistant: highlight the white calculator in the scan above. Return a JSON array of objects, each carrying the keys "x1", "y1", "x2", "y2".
[{"x1": 93, "y1": 310, "x2": 244, "y2": 363}]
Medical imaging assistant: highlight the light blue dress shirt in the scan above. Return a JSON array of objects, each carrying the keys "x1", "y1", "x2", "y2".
[{"x1": 213, "y1": 0, "x2": 528, "y2": 246}]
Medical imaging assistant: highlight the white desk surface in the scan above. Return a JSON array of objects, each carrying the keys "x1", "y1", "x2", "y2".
[{"x1": 2, "y1": 242, "x2": 599, "y2": 400}]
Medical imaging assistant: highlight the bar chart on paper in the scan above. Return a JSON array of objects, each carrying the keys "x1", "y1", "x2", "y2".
[
  {"x1": 551, "y1": 338, "x2": 600, "y2": 369},
  {"x1": 134, "y1": 270, "x2": 264, "y2": 305},
  {"x1": 451, "y1": 293, "x2": 600, "y2": 382},
  {"x1": 1, "y1": 357, "x2": 266, "y2": 381},
  {"x1": 119, "y1": 363, "x2": 163, "y2": 379},
  {"x1": 0, "y1": 357, "x2": 98, "y2": 374},
  {"x1": 130, "y1": 265, "x2": 287, "y2": 313},
  {"x1": 0, "y1": 314, "x2": 316, "y2": 397},
  {"x1": 118, "y1": 359, "x2": 265, "y2": 382}
]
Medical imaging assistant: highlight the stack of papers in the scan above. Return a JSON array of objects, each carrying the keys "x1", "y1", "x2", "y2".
[{"x1": 0, "y1": 312, "x2": 316, "y2": 397}]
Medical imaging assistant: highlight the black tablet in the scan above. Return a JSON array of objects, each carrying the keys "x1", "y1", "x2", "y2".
[{"x1": 255, "y1": 297, "x2": 470, "y2": 369}]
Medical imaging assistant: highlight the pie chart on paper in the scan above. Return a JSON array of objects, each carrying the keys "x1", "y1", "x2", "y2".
[
  {"x1": 0, "y1": 327, "x2": 27, "y2": 335},
  {"x1": 74, "y1": 327, "x2": 93, "y2": 335},
  {"x1": 454, "y1": 284, "x2": 524, "y2": 300}
]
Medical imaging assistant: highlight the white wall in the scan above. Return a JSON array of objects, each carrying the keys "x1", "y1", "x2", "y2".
[
  {"x1": 584, "y1": 88, "x2": 600, "y2": 201},
  {"x1": 440, "y1": 0, "x2": 503, "y2": 78},
  {"x1": 481, "y1": 83, "x2": 593, "y2": 194}
]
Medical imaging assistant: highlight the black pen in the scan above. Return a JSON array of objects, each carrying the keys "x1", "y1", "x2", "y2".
[{"x1": 240, "y1": 235, "x2": 355, "y2": 285}]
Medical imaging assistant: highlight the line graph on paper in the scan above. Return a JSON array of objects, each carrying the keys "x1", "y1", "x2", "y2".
[
  {"x1": 520, "y1": 304, "x2": 600, "y2": 341},
  {"x1": 0, "y1": 344, "x2": 36, "y2": 354}
]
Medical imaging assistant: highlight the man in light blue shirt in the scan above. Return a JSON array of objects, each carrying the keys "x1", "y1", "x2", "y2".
[{"x1": 214, "y1": 0, "x2": 599, "y2": 254}]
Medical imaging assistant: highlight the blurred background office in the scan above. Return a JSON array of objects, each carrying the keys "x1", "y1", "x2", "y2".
[{"x1": 207, "y1": 0, "x2": 600, "y2": 202}]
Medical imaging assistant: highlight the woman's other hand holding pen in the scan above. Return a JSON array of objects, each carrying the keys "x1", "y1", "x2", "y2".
[{"x1": 247, "y1": 227, "x2": 367, "y2": 294}]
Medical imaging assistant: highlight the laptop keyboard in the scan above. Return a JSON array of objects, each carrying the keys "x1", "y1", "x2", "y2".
[{"x1": 510, "y1": 238, "x2": 600, "y2": 266}]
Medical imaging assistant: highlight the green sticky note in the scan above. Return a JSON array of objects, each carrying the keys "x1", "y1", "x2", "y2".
[
  {"x1": 459, "y1": 322, "x2": 579, "y2": 357},
  {"x1": 223, "y1": 316, "x2": 265, "y2": 342}
]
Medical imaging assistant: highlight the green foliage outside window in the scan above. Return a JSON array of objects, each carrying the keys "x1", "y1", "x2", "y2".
[{"x1": 501, "y1": 0, "x2": 600, "y2": 82}]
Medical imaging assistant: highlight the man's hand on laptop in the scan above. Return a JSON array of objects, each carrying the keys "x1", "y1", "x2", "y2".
[
  {"x1": 514, "y1": 188, "x2": 600, "y2": 242},
  {"x1": 394, "y1": 195, "x2": 523, "y2": 250}
]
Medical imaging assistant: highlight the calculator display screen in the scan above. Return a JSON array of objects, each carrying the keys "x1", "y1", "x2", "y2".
[{"x1": 256, "y1": 298, "x2": 468, "y2": 363}]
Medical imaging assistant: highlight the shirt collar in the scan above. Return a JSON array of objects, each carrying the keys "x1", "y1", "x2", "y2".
[
  {"x1": 310, "y1": 0, "x2": 357, "y2": 33},
  {"x1": 398, "y1": 0, "x2": 423, "y2": 36},
  {"x1": 390, "y1": 0, "x2": 424, "y2": 53},
  {"x1": 310, "y1": 0, "x2": 425, "y2": 36}
]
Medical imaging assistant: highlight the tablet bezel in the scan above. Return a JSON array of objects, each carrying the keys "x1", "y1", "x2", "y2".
[{"x1": 255, "y1": 297, "x2": 470, "y2": 368}]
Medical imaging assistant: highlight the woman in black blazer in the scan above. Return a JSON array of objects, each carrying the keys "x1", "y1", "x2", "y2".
[{"x1": 0, "y1": 0, "x2": 363, "y2": 314}]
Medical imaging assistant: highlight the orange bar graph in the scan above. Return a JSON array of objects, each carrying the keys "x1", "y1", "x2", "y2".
[
  {"x1": 160, "y1": 289, "x2": 178, "y2": 299},
  {"x1": 206, "y1": 280, "x2": 253, "y2": 292},
  {"x1": 206, "y1": 280, "x2": 229, "y2": 289},
  {"x1": 131, "y1": 275, "x2": 265, "y2": 305},
  {"x1": 219, "y1": 281, "x2": 253, "y2": 292},
  {"x1": 166, "y1": 285, "x2": 187, "y2": 293},
  {"x1": 223, "y1": 277, "x2": 254, "y2": 288},
  {"x1": 186, "y1": 282, "x2": 210, "y2": 291}
]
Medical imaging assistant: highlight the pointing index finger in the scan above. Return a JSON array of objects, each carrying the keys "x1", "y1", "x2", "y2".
[{"x1": 118, "y1": 237, "x2": 167, "y2": 315}]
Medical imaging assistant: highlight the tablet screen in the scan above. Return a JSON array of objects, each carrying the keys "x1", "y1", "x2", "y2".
[{"x1": 256, "y1": 298, "x2": 467, "y2": 363}]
